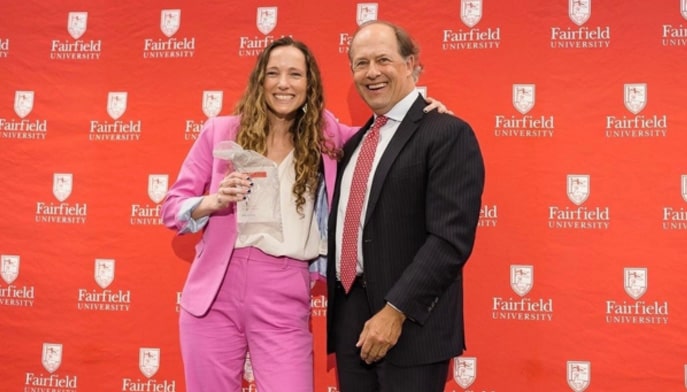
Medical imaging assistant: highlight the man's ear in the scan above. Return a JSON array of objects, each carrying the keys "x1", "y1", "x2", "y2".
[{"x1": 405, "y1": 55, "x2": 415, "y2": 77}]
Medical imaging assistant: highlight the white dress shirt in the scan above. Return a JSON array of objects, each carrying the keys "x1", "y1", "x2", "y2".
[{"x1": 335, "y1": 89, "x2": 421, "y2": 279}]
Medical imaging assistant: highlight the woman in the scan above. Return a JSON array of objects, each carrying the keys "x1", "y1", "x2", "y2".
[{"x1": 162, "y1": 36, "x2": 445, "y2": 392}]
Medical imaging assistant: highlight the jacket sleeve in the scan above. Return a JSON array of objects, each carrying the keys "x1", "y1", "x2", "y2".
[
  {"x1": 323, "y1": 109, "x2": 359, "y2": 144},
  {"x1": 385, "y1": 117, "x2": 485, "y2": 325},
  {"x1": 161, "y1": 118, "x2": 217, "y2": 233}
]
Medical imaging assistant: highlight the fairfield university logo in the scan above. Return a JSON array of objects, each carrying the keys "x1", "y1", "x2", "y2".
[
  {"x1": 494, "y1": 83, "x2": 555, "y2": 138},
  {"x1": 569, "y1": 0, "x2": 590, "y2": 26},
  {"x1": 548, "y1": 174, "x2": 610, "y2": 230},
  {"x1": 0, "y1": 90, "x2": 48, "y2": 140},
  {"x1": 605, "y1": 267, "x2": 669, "y2": 325},
  {"x1": 551, "y1": 0, "x2": 611, "y2": 49},
  {"x1": 478, "y1": 203, "x2": 498, "y2": 227},
  {"x1": 50, "y1": 11, "x2": 102, "y2": 60},
  {"x1": 143, "y1": 9, "x2": 196, "y2": 59},
  {"x1": 453, "y1": 357, "x2": 477, "y2": 389},
  {"x1": 94, "y1": 258, "x2": 115, "y2": 289},
  {"x1": 185, "y1": 90, "x2": 225, "y2": 140},
  {"x1": 662, "y1": 175, "x2": 687, "y2": 230},
  {"x1": 257, "y1": 7, "x2": 278, "y2": 34},
  {"x1": 15, "y1": 90, "x2": 34, "y2": 118},
  {"x1": 661, "y1": 1, "x2": 687, "y2": 47},
  {"x1": 492, "y1": 265, "x2": 553, "y2": 322},
  {"x1": 77, "y1": 258, "x2": 132, "y2": 312},
  {"x1": 606, "y1": 83, "x2": 668, "y2": 138},
  {"x1": 24, "y1": 343, "x2": 79, "y2": 391},
  {"x1": 130, "y1": 174, "x2": 167, "y2": 225},
  {"x1": 337, "y1": 3, "x2": 379, "y2": 54},
  {"x1": 311, "y1": 289, "x2": 327, "y2": 318},
  {"x1": 513, "y1": 84, "x2": 534, "y2": 114},
  {"x1": 121, "y1": 348, "x2": 177, "y2": 391},
  {"x1": 35, "y1": 173, "x2": 88, "y2": 224},
  {"x1": 567, "y1": 360, "x2": 591, "y2": 392},
  {"x1": 161, "y1": 9, "x2": 180, "y2": 37},
  {"x1": 239, "y1": 7, "x2": 282, "y2": 57},
  {"x1": 0, "y1": 254, "x2": 35, "y2": 307},
  {"x1": 442, "y1": 0, "x2": 501, "y2": 51},
  {"x1": 357, "y1": 3, "x2": 378, "y2": 25},
  {"x1": 89, "y1": 91, "x2": 143, "y2": 141}
]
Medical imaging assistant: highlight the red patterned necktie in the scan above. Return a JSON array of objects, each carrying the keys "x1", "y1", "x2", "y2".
[{"x1": 340, "y1": 115, "x2": 388, "y2": 293}]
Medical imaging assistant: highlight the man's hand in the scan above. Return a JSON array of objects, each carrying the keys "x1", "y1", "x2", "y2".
[{"x1": 356, "y1": 303, "x2": 406, "y2": 364}]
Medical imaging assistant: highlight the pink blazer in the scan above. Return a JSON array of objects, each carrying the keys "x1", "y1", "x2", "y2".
[{"x1": 162, "y1": 111, "x2": 357, "y2": 317}]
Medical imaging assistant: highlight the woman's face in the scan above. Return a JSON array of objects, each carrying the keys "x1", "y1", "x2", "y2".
[{"x1": 263, "y1": 45, "x2": 308, "y2": 120}]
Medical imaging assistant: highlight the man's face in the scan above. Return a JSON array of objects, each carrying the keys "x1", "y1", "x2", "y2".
[{"x1": 349, "y1": 23, "x2": 415, "y2": 115}]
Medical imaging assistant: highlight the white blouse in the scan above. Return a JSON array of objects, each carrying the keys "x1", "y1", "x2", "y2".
[
  {"x1": 235, "y1": 150, "x2": 321, "y2": 260},
  {"x1": 178, "y1": 151, "x2": 322, "y2": 261}
]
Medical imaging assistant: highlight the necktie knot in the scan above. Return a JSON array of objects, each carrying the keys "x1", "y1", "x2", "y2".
[{"x1": 371, "y1": 115, "x2": 388, "y2": 133}]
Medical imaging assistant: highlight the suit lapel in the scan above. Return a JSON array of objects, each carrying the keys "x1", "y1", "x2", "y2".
[
  {"x1": 364, "y1": 97, "x2": 426, "y2": 225},
  {"x1": 340, "y1": 117, "x2": 373, "y2": 172}
]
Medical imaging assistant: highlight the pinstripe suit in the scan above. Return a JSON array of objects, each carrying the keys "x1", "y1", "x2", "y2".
[{"x1": 327, "y1": 95, "x2": 485, "y2": 389}]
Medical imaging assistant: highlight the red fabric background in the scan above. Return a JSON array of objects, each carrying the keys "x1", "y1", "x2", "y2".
[{"x1": 1, "y1": 1, "x2": 686, "y2": 391}]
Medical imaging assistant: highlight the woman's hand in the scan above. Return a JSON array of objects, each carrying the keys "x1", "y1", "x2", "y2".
[
  {"x1": 214, "y1": 172, "x2": 253, "y2": 209},
  {"x1": 424, "y1": 96, "x2": 454, "y2": 115}
]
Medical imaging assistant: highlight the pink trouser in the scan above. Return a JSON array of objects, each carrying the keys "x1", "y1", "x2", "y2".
[{"x1": 179, "y1": 247, "x2": 313, "y2": 392}]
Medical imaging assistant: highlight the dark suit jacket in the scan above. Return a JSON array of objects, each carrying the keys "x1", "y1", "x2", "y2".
[{"x1": 327, "y1": 95, "x2": 485, "y2": 366}]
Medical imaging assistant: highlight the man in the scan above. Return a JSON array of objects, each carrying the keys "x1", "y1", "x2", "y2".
[{"x1": 326, "y1": 21, "x2": 485, "y2": 392}]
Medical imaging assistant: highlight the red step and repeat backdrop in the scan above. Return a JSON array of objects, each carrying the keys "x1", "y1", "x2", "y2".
[{"x1": 1, "y1": 1, "x2": 686, "y2": 391}]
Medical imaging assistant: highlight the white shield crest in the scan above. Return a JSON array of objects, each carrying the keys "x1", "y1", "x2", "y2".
[
  {"x1": 160, "y1": 9, "x2": 181, "y2": 38},
  {"x1": 511, "y1": 265, "x2": 533, "y2": 297},
  {"x1": 14, "y1": 90, "x2": 34, "y2": 118},
  {"x1": 513, "y1": 84, "x2": 535, "y2": 115},
  {"x1": 148, "y1": 174, "x2": 169, "y2": 204},
  {"x1": 569, "y1": 0, "x2": 591, "y2": 26},
  {"x1": 243, "y1": 352, "x2": 255, "y2": 383},
  {"x1": 357, "y1": 3, "x2": 378, "y2": 26},
  {"x1": 94, "y1": 259, "x2": 115, "y2": 289},
  {"x1": 53, "y1": 173, "x2": 73, "y2": 202},
  {"x1": 567, "y1": 361, "x2": 590, "y2": 392},
  {"x1": 681, "y1": 175, "x2": 687, "y2": 203},
  {"x1": 139, "y1": 347, "x2": 160, "y2": 378},
  {"x1": 682, "y1": 0, "x2": 687, "y2": 20},
  {"x1": 1, "y1": 255, "x2": 20, "y2": 285},
  {"x1": 202, "y1": 90, "x2": 224, "y2": 118},
  {"x1": 624, "y1": 83, "x2": 647, "y2": 115},
  {"x1": 257, "y1": 7, "x2": 278, "y2": 35},
  {"x1": 68, "y1": 12, "x2": 88, "y2": 39},
  {"x1": 107, "y1": 92, "x2": 128, "y2": 120},
  {"x1": 461, "y1": 0, "x2": 483, "y2": 28},
  {"x1": 453, "y1": 357, "x2": 476, "y2": 389},
  {"x1": 567, "y1": 174, "x2": 590, "y2": 206},
  {"x1": 624, "y1": 267, "x2": 647, "y2": 300},
  {"x1": 42, "y1": 343, "x2": 63, "y2": 374}
]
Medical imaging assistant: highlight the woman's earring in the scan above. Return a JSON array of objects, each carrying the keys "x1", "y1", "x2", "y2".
[{"x1": 302, "y1": 103, "x2": 308, "y2": 113}]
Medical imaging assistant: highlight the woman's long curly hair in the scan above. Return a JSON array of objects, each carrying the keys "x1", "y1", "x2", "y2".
[{"x1": 234, "y1": 37, "x2": 337, "y2": 214}]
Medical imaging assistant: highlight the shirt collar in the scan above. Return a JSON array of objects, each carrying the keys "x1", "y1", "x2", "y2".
[{"x1": 378, "y1": 89, "x2": 421, "y2": 123}]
